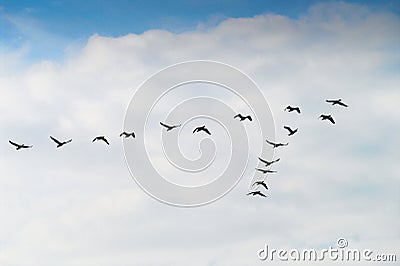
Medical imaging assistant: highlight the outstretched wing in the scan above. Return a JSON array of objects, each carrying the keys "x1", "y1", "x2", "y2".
[
  {"x1": 283, "y1": 126, "x2": 291, "y2": 132},
  {"x1": 246, "y1": 116, "x2": 252, "y2": 121},
  {"x1": 160, "y1": 122, "x2": 170, "y2": 128},
  {"x1": 265, "y1": 139, "x2": 276, "y2": 146},
  {"x1": 328, "y1": 116, "x2": 336, "y2": 124},
  {"x1": 258, "y1": 157, "x2": 268, "y2": 164},
  {"x1": 256, "y1": 191, "x2": 267, "y2": 197},
  {"x1": 50, "y1": 136, "x2": 62, "y2": 145},
  {"x1": 255, "y1": 168, "x2": 266, "y2": 173},
  {"x1": 260, "y1": 182, "x2": 269, "y2": 190},
  {"x1": 9, "y1": 140, "x2": 19, "y2": 147},
  {"x1": 203, "y1": 128, "x2": 211, "y2": 135},
  {"x1": 233, "y1": 114, "x2": 240, "y2": 119},
  {"x1": 338, "y1": 101, "x2": 348, "y2": 107}
]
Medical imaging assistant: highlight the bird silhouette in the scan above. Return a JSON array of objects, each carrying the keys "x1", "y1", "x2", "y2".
[
  {"x1": 247, "y1": 191, "x2": 267, "y2": 197},
  {"x1": 160, "y1": 122, "x2": 181, "y2": 131},
  {"x1": 253, "y1": 180, "x2": 269, "y2": 190},
  {"x1": 326, "y1": 99, "x2": 348, "y2": 107},
  {"x1": 255, "y1": 168, "x2": 277, "y2": 174},
  {"x1": 9, "y1": 140, "x2": 32, "y2": 150},
  {"x1": 119, "y1": 131, "x2": 135, "y2": 138},
  {"x1": 92, "y1": 136, "x2": 110, "y2": 145},
  {"x1": 193, "y1": 125, "x2": 211, "y2": 135},
  {"x1": 283, "y1": 126, "x2": 298, "y2": 136},
  {"x1": 234, "y1": 114, "x2": 252, "y2": 121},
  {"x1": 265, "y1": 139, "x2": 288, "y2": 148},
  {"x1": 284, "y1": 105, "x2": 301, "y2": 113},
  {"x1": 258, "y1": 157, "x2": 280, "y2": 167},
  {"x1": 50, "y1": 136, "x2": 72, "y2": 148},
  {"x1": 319, "y1": 114, "x2": 335, "y2": 124}
]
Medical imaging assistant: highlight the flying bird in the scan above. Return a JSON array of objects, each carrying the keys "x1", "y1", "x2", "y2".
[
  {"x1": 255, "y1": 168, "x2": 277, "y2": 174},
  {"x1": 193, "y1": 125, "x2": 211, "y2": 135},
  {"x1": 265, "y1": 139, "x2": 288, "y2": 148},
  {"x1": 319, "y1": 114, "x2": 335, "y2": 124},
  {"x1": 160, "y1": 122, "x2": 181, "y2": 131},
  {"x1": 92, "y1": 136, "x2": 110, "y2": 145},
  {"x1": 247, "y1": 191, "x2": 267, "y2": 198},
  {"x1": 283, "y1": 126, "x2": 298, "y2": 136},
  {"x1": 253, "y1": 180, "x2": 269, "y2": 190},
  {"x1": 284, "y1": 105, "x2": 301, "y2": 114},
  {"x1": 234, "y1": 113, "x2": 252, "y2": 121},
  {"x1": 326, "y1": 99, "x2": 348, "y2": 107},
  {"x1": 258, "y1": 157, "x2": 280, "y2": 167},
  {"x1": 50, "y1": 136, "x2": 72, "y2": 148},
  {"x1": 9, "y1": 140, "x2": 32, "y2": 150},
  {"x1": 120, "y1": 131, "x2": 135, "y2": 138}
]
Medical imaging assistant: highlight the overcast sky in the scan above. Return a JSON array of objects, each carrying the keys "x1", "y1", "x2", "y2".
[{"x1": 0, "y1": 1, "x2": 399, "y2": 265}]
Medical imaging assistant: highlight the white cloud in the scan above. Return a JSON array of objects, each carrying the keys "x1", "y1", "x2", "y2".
[{"x1": 0, "y1": 2, "x2": 399, "y2": 265}]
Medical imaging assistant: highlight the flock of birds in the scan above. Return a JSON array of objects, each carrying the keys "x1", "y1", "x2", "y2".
[
  {"x1": 8, "y1": 98, "x2": 348, "y2": 199},
  {"x1": 9, "y1": 133, "x2": 133, "y2": 150},
  {"x1": 247, "y1": 98, "x2": 349, "y2": 198},
  {"x1": 7, "y1": 114, "x2": 254, "y2": 150}
]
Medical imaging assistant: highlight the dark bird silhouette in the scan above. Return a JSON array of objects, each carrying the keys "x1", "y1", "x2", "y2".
[
  {"x1": 326, "y1": 99, "x2": 348, "y2": 107},
  {"x1": 9, "y1": 140, "x2": 32, "y2": 150},
  {"x1": 160, "y1": 122, "x2": 181, "y2": 131},
  {"x1": 319, "y1": 114, "x2": 335, "y2": 124},
  {"x1": 253, "y1": 180, "x2": 269, "y2": 190},
  {"x1": 50, "y1": 136, "x2": 72, "y2": 148},
  {"x1": 284, "y1": 105, "x2": 301, "y2": 114},
  {"x1": 193, "y1": 125, "x2": 211, "y2": 135},
  {"x1": 255, "y1": 168, "x2": 277, "y2": 174},
  {"x1": 283, "y1": 126, "x2": 298, "y2": 136},
  {"x1": 92, "y1": 136, "x2": 110, "y2": 145},
  {"x1": 258, "y1": 157, "x2": 280, "y2": 167},
  {"x1": 119, "y1": 131, "x2": 135, "y2": 138},
  {"x1": 265, "y1": 139, "x2": 288, "y2": 148},
  {"x1": 247, "y1": 190, "x2": 267, "y2": 197},
  {"x1": 234, "y1": 113, "x2": 252, "y2": 121}
]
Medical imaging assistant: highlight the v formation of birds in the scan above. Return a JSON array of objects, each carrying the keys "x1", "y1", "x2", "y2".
[
  {"x1": 9, "y1": 98, "x2": 348, "y2": 198},
  {"x1": 249, "y1": 98, "x2": 348, "y2": 198}
]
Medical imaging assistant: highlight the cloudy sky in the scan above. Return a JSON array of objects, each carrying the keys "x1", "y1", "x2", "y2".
[{"x1": 0, "y1": 0, "x2": 399, "y2": 265}]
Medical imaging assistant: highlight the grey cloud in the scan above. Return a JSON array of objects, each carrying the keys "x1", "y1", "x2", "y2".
[{"x1": 0, "y1": 2, "x2": 399, "y2": 265}]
